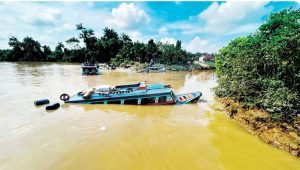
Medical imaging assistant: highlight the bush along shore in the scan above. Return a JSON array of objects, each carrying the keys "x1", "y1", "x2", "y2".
[
  {"x1": 0, "y1": 24, "x2": 214, "y2": 70},
  {"x1": 214, "y1": 8, "x2": 300, "y2": 157}
]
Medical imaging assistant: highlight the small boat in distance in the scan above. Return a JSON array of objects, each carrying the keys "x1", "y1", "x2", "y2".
[
  {"x1": 98, "y1": 63, "x2": 110, "y2": 70},
  {"x1": 146, "y1": 66, "x2": 166, "y2": 73},
  {"x1": 60, "y1": 82, "x2": 201, "y2": 105},
  {"x1": 81, "y1": 62, "x2": 99, "y2": 75},
  {"x1": 138, "y1": 66, "x2": 166, "y2": 73}
]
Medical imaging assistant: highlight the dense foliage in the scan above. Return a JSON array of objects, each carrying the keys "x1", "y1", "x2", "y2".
[
  {"x1": 215, "y1": 9, "x2": 300, "y2": 123},
  {"x1": 0, "y1": 24, "x2": 201, "y2": 67}
]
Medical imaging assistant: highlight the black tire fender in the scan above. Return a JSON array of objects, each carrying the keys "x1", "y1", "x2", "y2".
[
  {"x1": 46, "y1": 103, "x2": 60, "y2": 110},
  {"x1": 60, "y1": 93, "x2": 70, "y2": 101}
]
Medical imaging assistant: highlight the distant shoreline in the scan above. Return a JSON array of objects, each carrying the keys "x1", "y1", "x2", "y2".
[{"x1": 0, "y1": 61, "x2": 215, "y2": 71}]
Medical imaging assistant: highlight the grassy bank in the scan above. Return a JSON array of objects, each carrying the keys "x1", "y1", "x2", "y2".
[{"x1": 218, "y1": 97, "x2": 300, "y2": 157}]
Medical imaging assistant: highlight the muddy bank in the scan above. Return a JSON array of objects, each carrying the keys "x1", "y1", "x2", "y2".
[{"x1": 217, "y1": 98, "x2": 300, "y2": 157}]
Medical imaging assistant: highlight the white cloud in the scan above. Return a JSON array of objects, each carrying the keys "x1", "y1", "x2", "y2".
[
  {"x1": 160, "y1": 37, "x2": 176, "y2": 45},
  {"x1": 0, "y1": 1, "x2": 280, "y2": 54},
  {"x1": 128, "y1": 31, "x2": 144, "y2": 42},
  {"x1": 158, "y1": 26, "x2": 168, "y2": 35},
  {"x1": 161, "y1": 21, "x2": 203, "y2": 36},
  {"x1": 184, "y1": 37, "x2": 220, "y2": 53},
  {"x1": 0, "y1": 2, "x2": 111, "y2": 48},
  {"x1": 105, "y1": 3, "x2": 150, "y2": 30},
  {"x1": 0, "y1": 2, "x2": 153, "y2": 49},
  {"x1": 20, "y1": 8, "x2": 62, "y2": 27},
  {"x1": 161, "y1": 1, "x2": 271, "y2": 36},
  {"x1": 39, "y1": 8, "x2": 62, "y2": 23},
  {"x1": 128, "y1": 31, "x2": 154, "y2": 43},
  {"x1": 164, "y1": 21, "x2": 194, "y2": 31},
  {"x1": 61, "y1": 23, "x2": 74, "y2": 31},
  {"x1": 228, "y1": 23, "x2": 261, "y2": 35},
  {"x1": 182, "y1": 27, "x2": 203, "y2": 35},
  {"x1": 51, "y1": 23, "x2": 75, "y2": 33},
  {"x1": 199, "y1": 1, "x2": 271, "y2": 34}
]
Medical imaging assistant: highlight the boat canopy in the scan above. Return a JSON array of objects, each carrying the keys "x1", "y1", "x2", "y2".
[
  {"x1": 95, "y1": 85, "x2": 111, "y2": 92},
  {"x1": 98, "y1": 63, "x2": 109, "y2": 67}
]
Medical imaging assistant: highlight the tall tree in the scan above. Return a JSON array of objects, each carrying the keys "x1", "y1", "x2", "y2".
[
  {"x1": 175, "y1": 40, "x2": 181, "y2": 49},
  {"x1": 22, "y1": 36, "x2": 44, "y2": 61},
  {"x1": 8, "y1": 36, "x2": 23, "y2": 61},
  {"x1": 48, "y1": 42, "x2": 65, "y2": 61},
  {"x1": 76, "y1": 23, "x2": 98, "y2": 62},
  {"x1": 101, "y1": 27, "x2": 122, "y2": 62},
  {"x1": 102, "y1": 27, "x2": 119, "y2": 40},
  {"x1": 66, "y1": 37, "x2": 80, "y2": 49},
  {"x1": 42, "y1": 45, "x2": 52, "y2": 61},
  {"x1": 146, "y1": 39, "x2": 160, "y2": 64}
]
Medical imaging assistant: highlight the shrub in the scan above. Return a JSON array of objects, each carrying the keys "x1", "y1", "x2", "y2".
[{"x1": 215, "y1": 9, "x2": 300, "y2": 123}]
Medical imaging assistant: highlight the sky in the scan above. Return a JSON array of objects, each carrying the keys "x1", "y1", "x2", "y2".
[{"x1": 0, "y1": 1, "x2": 299, "y2": 53}]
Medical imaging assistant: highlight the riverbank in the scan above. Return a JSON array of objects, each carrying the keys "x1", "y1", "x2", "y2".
[{"x1": 217, "y1": 98, "x2": 300, "y2": 157}]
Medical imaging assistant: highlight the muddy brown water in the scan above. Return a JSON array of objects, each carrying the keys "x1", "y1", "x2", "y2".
[{"x1": 0, "y1": 62, "x2": 299, "y2": 170}]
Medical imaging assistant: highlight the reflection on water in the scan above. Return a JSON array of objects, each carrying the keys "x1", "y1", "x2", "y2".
[{"x1": 0, "y1": 62, "x2": 299, "y2": 170}]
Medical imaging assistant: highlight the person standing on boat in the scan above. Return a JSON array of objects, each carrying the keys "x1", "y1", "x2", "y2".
[{"x1": 140, "y1": 81, "x2": 148, "y2": 91}]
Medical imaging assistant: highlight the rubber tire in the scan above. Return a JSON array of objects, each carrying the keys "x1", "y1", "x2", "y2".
[
  {"x1": 34, "y1": 99, "x2": 50, "y2": 106},
  {"x1": 46, "y1": 103, "x2": 60, "y2": 110},
  {"x1": 60, "y1": 94, "x2": 70, "y2": 101}
]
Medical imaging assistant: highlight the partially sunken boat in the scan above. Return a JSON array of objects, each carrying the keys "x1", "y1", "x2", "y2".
[
  {"x1": 138, "y1": 66, "x2": 166, "y2": 73},
  {"x1": 81, "y1": 62, "x2": 99, "y2": 75},
  {"x1": 146, "y1": 66, "x2": 166, "y2": 73},
  {"x1": 60, "y1": 82, "x2": 201, "y2": 105}
]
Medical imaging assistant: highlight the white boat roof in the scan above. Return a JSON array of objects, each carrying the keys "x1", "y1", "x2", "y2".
[{"x1": 95, "y1": 85, "x2": 111, "y2": 89}]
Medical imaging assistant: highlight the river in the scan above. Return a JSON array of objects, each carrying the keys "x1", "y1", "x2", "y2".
[{"x1": 0, "y1": 62, "x2": 299, "y2": 170}]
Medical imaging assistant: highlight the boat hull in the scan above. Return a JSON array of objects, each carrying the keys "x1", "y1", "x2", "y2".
[
  {"x1": 175, "y1": 91, "x2": 202, "y2": 104},
  {"x1": 62, "y1": 83, "x2": 202, "y2": 105},
  {"x1": 81, "y1": 64, "x2": 99, "y2": 75},
  {"x1": 64, "y1": 91, "x2": 201, "y2": 105}
]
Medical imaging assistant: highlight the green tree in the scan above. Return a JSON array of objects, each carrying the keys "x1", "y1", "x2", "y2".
[
  {"x1": 8, "y1": 36, "x2": 23, "y2": 61},
  {"x1": 22, "y1": 36, "x2": 44, "y2": 61},
  {"x1": 133, "y1": 42, "x2": 147, "y2": 63},
  {"x1": 0, "y1": 23, "x2": 207, "y2": 66},
  {"x1": 175, "y1": 40, "x2": 181, "y2": 49},
  {"x1": 146, "y1": 39, "x2": 160, "y2": 64},
  {"x1": 48, "y1": 42, "x2": 64, "y2": 61},
  {"x1": 0, "y1": 49, "x2": 11, "y2": 61},
  {"x1": 76, "y1": 23, "x2": 98, "y2": 62},
  {"x1": 66, "y1": 37, "x2": 80, "y2": 49},
  {"x1": 101, "y1": 27, "x2": 122, "y2": 63},
  {"x1": 215, "y1": 9, "x2": 300, "y2": 123},
  {"x1": 64, "y1": 37, "x2": 85, "y2": 62},
  {"x1": 111, "y1": 33, "x2": 134, "y2": 66},
  {"x1": 42, "y1": 45, "x2": 52, "y2": 61}
]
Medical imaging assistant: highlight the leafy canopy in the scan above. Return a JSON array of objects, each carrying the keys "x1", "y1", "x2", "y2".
[{"x1": 215, "y1": 8, "x2": 300, "y2": 123}]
